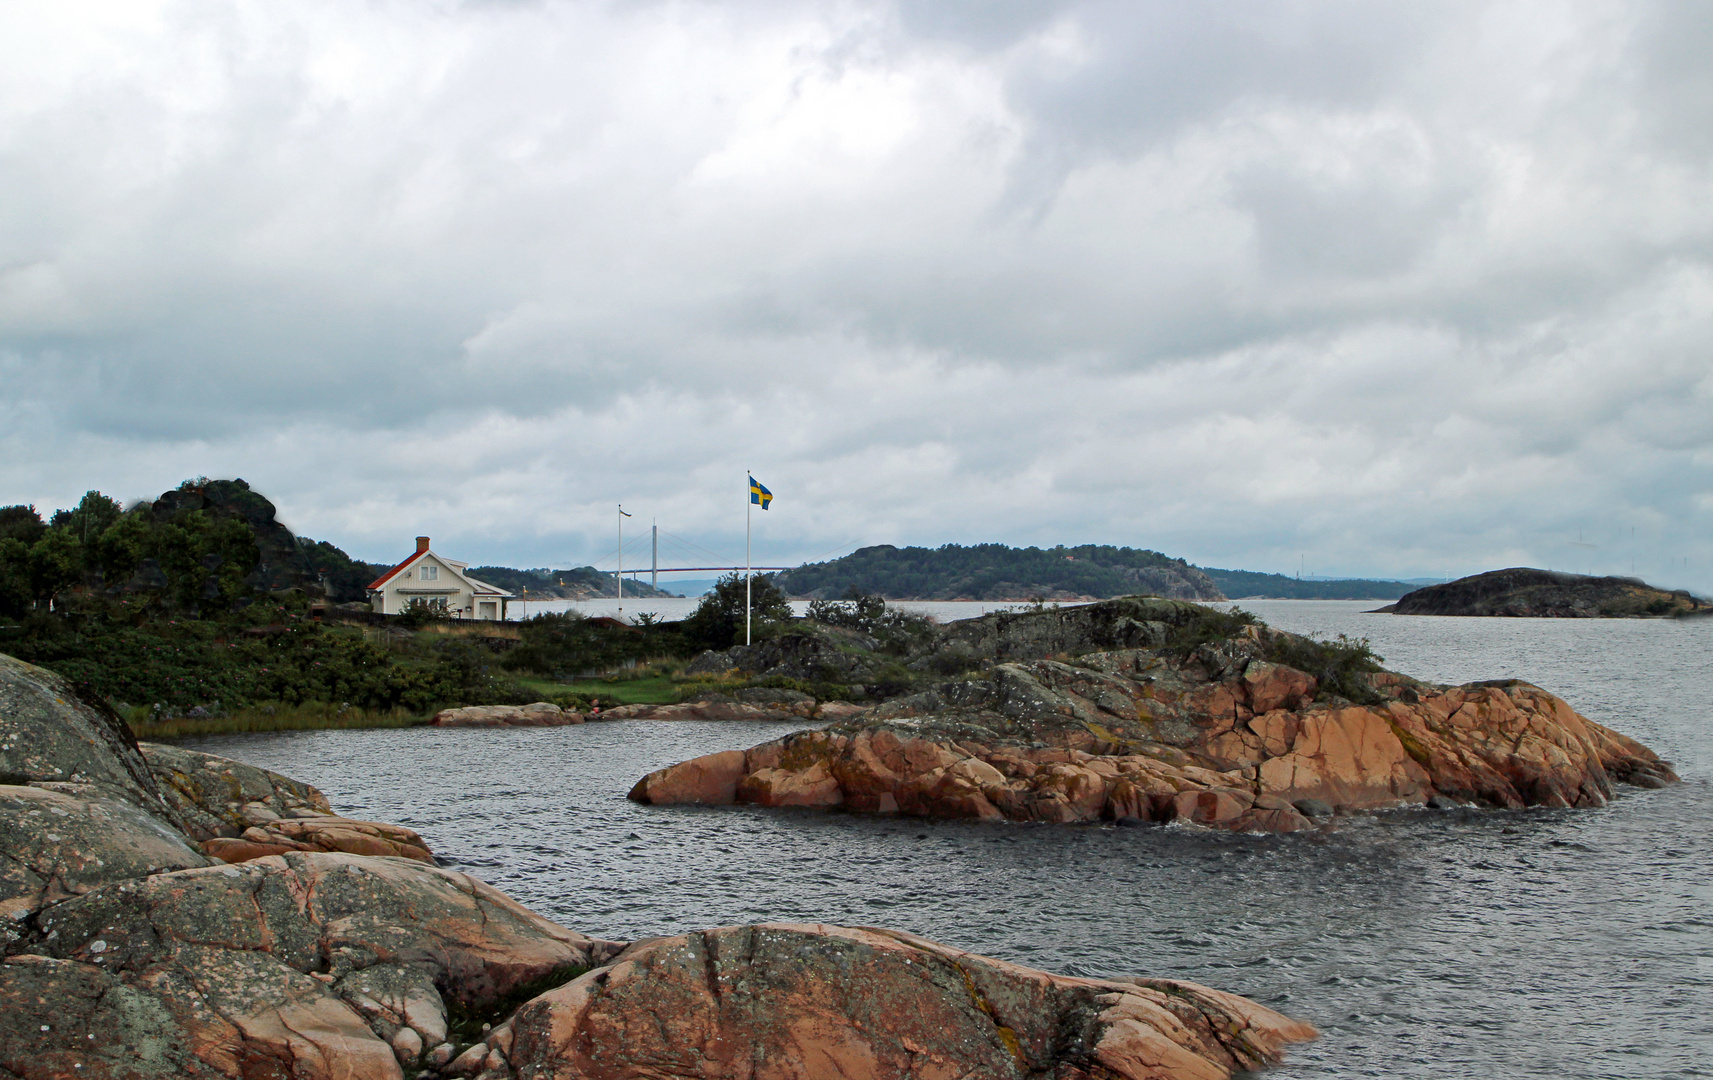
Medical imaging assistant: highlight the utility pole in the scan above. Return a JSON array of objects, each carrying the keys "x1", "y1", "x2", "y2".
[{"x1": 618, "y1": 504, "x2": 632, "y2": 616}]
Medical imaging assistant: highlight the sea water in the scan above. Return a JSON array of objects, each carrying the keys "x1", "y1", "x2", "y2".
[{"x1": 184, "y1": 602, "x2": 1713, "y2": 1078}]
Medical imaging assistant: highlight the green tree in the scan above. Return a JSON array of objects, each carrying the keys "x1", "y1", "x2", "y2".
[
  {"x1": 28, "y1": 529, "x2": 84, "y2": 605},
  {"x1": 96, "y1": 513, "x2": 153, "y2": 584},
  {"x1": 681, "y1": 572, "x2": 792, "y2": 650},
  {"x1": 49, "y1": 491, "x2": 123, "y2": 547},
  {"x1": 148, "y1": 521, "x2": 203, "y2": 610},
  {"x1": 0, "y1": 505, "x2": 46, "y2": 546},
  {"x1": 204, "y1": 514, "x2": 260, "y2": 603},
  {"x1": 0, "y1": 538, "x2": 31, "y2": 616}
]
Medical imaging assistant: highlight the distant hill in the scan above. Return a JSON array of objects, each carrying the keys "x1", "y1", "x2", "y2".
[
  {"x1": 1196, "y1": 567, "x2": 1416, "y2": 600},
  {"x1": 1381, "y1": 567, "x2": 1706, "y2": 618},
  {"x1": 774, "y1": 544, "x2": 1224, "y2": 602},
  {"x1": 467, "y1": 565, "x2": 679, "y2": 600}
]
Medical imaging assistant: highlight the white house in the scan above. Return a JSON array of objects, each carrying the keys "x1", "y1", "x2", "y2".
[{"x1": 366, "y1": 537, "x2": 515, "y2": 620}]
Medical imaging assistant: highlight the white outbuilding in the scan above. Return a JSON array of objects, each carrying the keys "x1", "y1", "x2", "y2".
[{"x1": 366, "y1": 537, "x2": 514, "y2": 620}]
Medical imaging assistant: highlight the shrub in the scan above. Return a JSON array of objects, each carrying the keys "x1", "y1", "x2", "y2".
[
  {"x1": 1162, "y1": 605, "x2": 1258, "y2": 658},
  {"x1": 8, "y1": 606, "x2": 528, "y2": 715},
  {"x1": 1263, "y1": 632, "x2": 1385, "y2": 705},
  {"x1": 805, "y1": 588, "x2": 937, "y2": 654},
  {"x1": 502, "y1": 610, "x2": 690, "y2": 679},
  {"x1": 680, "y1": 572, "x2": 792, "y2": 650}
]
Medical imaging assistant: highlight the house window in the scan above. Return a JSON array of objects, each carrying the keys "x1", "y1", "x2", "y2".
[{"x1": 421, "y1": 565, "x2": 438, "y2": 581}]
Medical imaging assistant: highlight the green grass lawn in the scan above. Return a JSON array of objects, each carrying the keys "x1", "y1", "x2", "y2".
[{"x1": 515, "y1": 675, "x2": 682, "y2": 706}]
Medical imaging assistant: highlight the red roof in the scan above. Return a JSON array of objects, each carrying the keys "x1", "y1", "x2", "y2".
[
  {"x1": 366, "y1": 552, "x2": 424, "y2": 591},
  {"x1": 366, "y1": 548, "x2": 514, "y2": 598}
]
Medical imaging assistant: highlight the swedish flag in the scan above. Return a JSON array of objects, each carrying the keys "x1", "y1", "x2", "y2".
[{"x1": 749, "y1": 476, "x2": 773, "y2": 509}]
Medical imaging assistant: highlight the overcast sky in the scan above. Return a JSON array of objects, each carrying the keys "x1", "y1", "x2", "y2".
[{"x1": 3, "y1": 0, "x2": 1710, "y2": 589}]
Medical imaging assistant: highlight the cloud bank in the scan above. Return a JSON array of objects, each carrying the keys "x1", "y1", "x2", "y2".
[{"x1": 2, "y1": 0, "x2": 1710, "y2": 590}]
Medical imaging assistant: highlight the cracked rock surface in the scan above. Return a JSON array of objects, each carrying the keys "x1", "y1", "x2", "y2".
[
  {"x1": 505, "y1": 923, "x2": 1316, "y2": 1080},
  {"x1": 5, "y1": 852, "x2": 619, "y2": 1080}
]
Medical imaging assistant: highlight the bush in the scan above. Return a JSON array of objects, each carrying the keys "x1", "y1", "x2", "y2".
[
  {"x1": 1163, "y1": 605, "x2": 1258, "y2": 658},
  {"x1": 1263, "y1": 632, "x2": 1385, "y2": 705},
  {"x1": 7, "y1": 605, "x2": 529, "y2": 715},
  {"x1": 502, "y1": 610, "x2": 691, "y2": 679},
  {"x1": 680, "y1": 572, "x2": 792, "y2": 650},
  {"x1": 806, "y1": 589, "x2": 937, "y2": 655}
]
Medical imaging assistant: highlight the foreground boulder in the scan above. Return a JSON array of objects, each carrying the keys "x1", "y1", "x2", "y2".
[
  {"x1": 0, "y1": 653, "x2": 185, "y2": 825},
  {"x1": 201, "y1": 815, "x2": 438, "y2": 865},
  {"x1": 1380, "y1": 567, "x2": 1706, "y2": 617},
  {"x1": 501, "y1": 923, "x2": 1315, "y2": 1080},
  {"x1": 140, "y1": 741, "x2": 437, "y2": 864},
  {"x1": 2, "y1": 851, "x2": 624, "y2": 1080},
  {"x1": 142, "y1": 742, "x2": 335, "y2": 839},
  {"x1": 0, "y1": 784, "x2": 210, "y2": 946},
  {"x1": 631, "y1": 598, "x2": 1677, "y2": 831},
  {"x1": 1, "y1": 649, "x2": 1318, "y2": 1078}
]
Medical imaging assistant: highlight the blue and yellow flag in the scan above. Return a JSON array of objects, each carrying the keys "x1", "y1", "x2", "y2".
[{"x1": 749, "y1": 476, "x2": 773, "y2": 509}]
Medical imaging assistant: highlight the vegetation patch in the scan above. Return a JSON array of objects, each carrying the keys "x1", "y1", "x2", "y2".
[
  {"x1": 805, "y1": 590, "x2": 937, "y2": 654},
  {"x1": 7, "y1": 605, "x2": 531, "y2": 715},
  {"x1": 1263, "y1": 632, "x2": 1385, "y2": 705},
  {"x1": 1162, "y1": 605, "x2": 1258, "y2": 658},
  {"x1": 558, "y1": 676, "x2": 680, "y2": 707}
]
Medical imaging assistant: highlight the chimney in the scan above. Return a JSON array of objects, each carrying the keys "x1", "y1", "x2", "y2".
[{"x1": 417, "y1": 536, "x2": 431, "y2": 554}]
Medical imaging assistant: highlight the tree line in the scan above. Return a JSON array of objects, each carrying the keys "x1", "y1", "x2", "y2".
[{"x1": 775, "y1": 543, "x2": 1203, "y2": 600}]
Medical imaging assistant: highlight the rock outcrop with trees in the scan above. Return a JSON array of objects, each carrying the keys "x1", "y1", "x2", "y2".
[{"x1": 632, "y1": 598, "x2": 1677, "y2": 831}]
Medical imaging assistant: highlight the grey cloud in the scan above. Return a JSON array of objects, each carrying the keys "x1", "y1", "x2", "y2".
[
  {"x1": 0, "y1": 0, "x2": 1709, "y2": 593},
  {"x1": 1632, "y1": 0, "x2": 1713, "y2": 160}
]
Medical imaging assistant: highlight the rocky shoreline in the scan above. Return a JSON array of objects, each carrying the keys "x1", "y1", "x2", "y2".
[
  {"x1": 0, "y1": 650, "x2": 1317, "y2": 1079},
  {"x1": 631, "y1": 598, "x2": 1676, "y2": 830}
]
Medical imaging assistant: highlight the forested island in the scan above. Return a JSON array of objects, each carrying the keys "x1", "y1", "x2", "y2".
[
  {"x1": 462, "y1": 565, "x2": 678, "y2": 600},
  {"x1": 1198, "y1": 567, "x2": 1416, "y2": 600},
  {"x1": 775, "y1": 543, "x2": 1225, "y2": 601},
  {"x1": 774, "y1": 543, "x2": 1416, "y2": 602}
]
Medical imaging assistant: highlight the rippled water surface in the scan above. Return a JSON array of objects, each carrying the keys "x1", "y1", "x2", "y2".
[{"x1": 185, "y1": 602, "x2": 1713, "y2": 1078}]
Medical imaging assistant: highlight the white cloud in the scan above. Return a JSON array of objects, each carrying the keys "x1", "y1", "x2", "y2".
[{"x1": 1, "y1": 0, "x2": 1710, "y2": 593}]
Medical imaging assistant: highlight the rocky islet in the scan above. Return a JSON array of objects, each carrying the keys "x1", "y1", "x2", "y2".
[
  {"x1": 1379, "y1": 567, "x2": 1706, "y2": 618},
  {"x1": 630, "y1": 598, "x2": 1677, "y2": 830}
]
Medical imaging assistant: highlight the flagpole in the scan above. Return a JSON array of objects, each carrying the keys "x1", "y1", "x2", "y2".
[{"x1": 745, "y1": 473, "x2": 752, "y2": 646}]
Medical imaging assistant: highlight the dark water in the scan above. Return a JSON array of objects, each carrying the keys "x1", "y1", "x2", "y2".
[{"x1": 184, "y1": 602, "x2": 1713, "y2": 1078}]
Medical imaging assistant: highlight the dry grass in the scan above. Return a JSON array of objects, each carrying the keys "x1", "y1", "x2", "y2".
[{"x1": 127, "y1": 701, "x2": 423, "y2": 740}]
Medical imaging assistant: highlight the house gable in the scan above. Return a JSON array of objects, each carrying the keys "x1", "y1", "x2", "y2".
[{"x1": 365, "y1": 537, "x2": 513, "y2": 619}]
